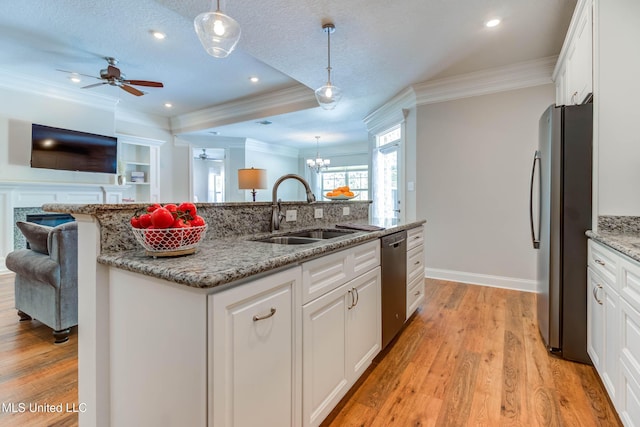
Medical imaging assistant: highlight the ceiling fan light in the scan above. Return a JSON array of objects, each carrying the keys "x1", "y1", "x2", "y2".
[
  {"x1": 315, "y1": 84, "x2": 342, "y2": 110},
  {"x1": 194, "y1": 9, "x2": 241, "y2": 58}
]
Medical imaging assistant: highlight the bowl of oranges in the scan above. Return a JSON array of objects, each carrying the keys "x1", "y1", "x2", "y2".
[{"x1": 324, "y1": 186, "x2": 358, "y2": 200}]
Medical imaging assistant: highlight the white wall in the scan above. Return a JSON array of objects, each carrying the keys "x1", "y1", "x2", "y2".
[
  {"x1": 0, "y1": 86, "x2": 116, "y2": 185},
  {"x1": 594, "y1": 0, "x2": 640, "y2": 216},
  {"x1": 245, "y1": 140, "x2": 300, "y2": 202},
  {"x1": 416, "y1": 84, "x2": 555, "y2": 290}
]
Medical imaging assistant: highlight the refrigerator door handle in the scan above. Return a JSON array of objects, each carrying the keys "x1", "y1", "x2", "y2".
[{"x1": 529, "y1": 150, "x2": 541, "y2": 249}]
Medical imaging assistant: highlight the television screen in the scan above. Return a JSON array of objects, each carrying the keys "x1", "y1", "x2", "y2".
[{"x1": 31, "y1": 123, "x2": 117, "y2": 174}]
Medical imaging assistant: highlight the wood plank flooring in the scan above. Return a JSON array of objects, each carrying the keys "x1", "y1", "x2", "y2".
[
  {"x1": 322, "y1": 279, "x2": 622, "y2": 427},
  {"x1": 0, "y1": 273, "x2": 621, "y2": 426},
  {"x1": 0, "y1": 273, "x2": 78, "y2": 427}
]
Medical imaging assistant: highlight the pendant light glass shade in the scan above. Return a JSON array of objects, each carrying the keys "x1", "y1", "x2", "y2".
[
  {"x1": 315, "y1": 23, "x2": 342, "y2": 110},
  {"x1": 194, "y1": 0, "x2": 241, "y2": 58}
]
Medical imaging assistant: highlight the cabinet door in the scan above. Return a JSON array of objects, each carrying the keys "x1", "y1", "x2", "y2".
[
  {"x1": 302, "y1": 283, "x2": 349, "y2": 427},
  {"x1": 209, "y1": 267, "x2": 300, "y2": 427},
  {"x1": 345, "y1": 267, "x2": 381, "y2": 380},
  {"x1": 588, "y1": 267, "x2": 605, "y2": 370},
  {"x1": 565, "y1": 1, "x2": 593, "y2": 104}
]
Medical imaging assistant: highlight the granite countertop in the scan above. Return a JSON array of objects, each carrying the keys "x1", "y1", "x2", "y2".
[
  {"x1": 97, "y1": 221, "x2": 426, "y2": 290},
  {"x1": 587, "y1": 215, "x2": 640, "y2": 263},
  {"x1": 586, "y1": 230, "x2": 640, "y2": 263}
]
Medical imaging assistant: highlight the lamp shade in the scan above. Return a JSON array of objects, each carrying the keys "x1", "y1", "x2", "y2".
[{"x1": 238, "y1": 168, "x2": 267, "y2": 189}]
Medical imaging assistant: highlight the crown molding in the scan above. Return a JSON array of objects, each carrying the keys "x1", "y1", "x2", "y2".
[
  {"x1": 413, "y1": 56, "x2": 557, "y2": 106},
  {"x1": 0, "y1": 69, "x2": 119, "y2": 112},
  {"x1": 363, "y1": 87, "x2": 416, "y2": 134},
  {"x1": 170, "y1": 84, "x2": 318, "y2": 135}
]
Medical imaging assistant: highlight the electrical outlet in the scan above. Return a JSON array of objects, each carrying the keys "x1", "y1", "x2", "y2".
[
  {"x1": 342, "y1": 206, "x2": 350, "y2": 216},
  {"x1": 314, "y1": 208, "x2": 323, "y2": 219},
  {"x1": 285, "y1": 210, "x2": 297, "y2": 222}
]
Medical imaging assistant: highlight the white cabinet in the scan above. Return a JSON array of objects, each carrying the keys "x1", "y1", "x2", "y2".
[
  {"x1": 302, "y1": 267, "x2": 381, "y2": 427},
  {"x1": 587, "y1": 266, "x2": 620, "y2": 400},
  {"x1": 117, "y1": 134, "x2": 163, "y2": 202},
  {"x1": 588, "y1": 239, "x2": 640, "y2": 426},
  {"x1": 554, "y1": 0, "x2": 593, "y2": 105},
  {"x1": 406, "y1": 225, "x2": 425, "y2": 318},
  {"x1": 209, "y1": 267, "x2": 301, "y2": 427},
  {"x1": 301, "y1": 240, "x2": 381, "y2": 427}
]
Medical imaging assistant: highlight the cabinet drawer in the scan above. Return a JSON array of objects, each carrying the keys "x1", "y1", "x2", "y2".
[
  {"x1": 302, "y1": 249, "x2": 351, "y2": 304},
  {"x1": 302, "y1": 241, "x2": 381, "y2": 305},
  {"x1": 352, "y1": 240, "x2": 380, "y2": 277},
  {"x1": 407, "y1": 276, "x2": 424, "y2": 319},
  {"x1": 407, "y1": 246, "x2": 424, "y2": 285},
  {"x1": 589, "y1": 240, "x2": 618, "y2": 286},
  {"x1": 407, "y1": 226, "x2": 424, "y2": 251}
]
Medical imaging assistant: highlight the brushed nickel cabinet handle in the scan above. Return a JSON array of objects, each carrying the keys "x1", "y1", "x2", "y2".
[
  {"x1": 594, "y1": 259, "x2": 605, "y2": 266},
  {"x1": 414, "y1": 261, "x2": 421, "y2": 266},
  {"x1": 414, "y1": 291, "x2": 421, "y2": 297},
  {"x1": 253, "y1": 307, "x2": 276, "y2": 321},
  {"x1": 347, "y1": 289, "x2": 353, "y2": 310},
  {"x1": 592, "y1": 285, "x2": 603, "y2": 305},
  {"x1": 352, "y1": 287, "x2": 359, "y2": 307}
]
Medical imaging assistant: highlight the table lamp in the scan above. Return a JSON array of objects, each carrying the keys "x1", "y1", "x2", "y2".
[{"x1": 238, "y1": 168, "x2": 267, "y2": 201}]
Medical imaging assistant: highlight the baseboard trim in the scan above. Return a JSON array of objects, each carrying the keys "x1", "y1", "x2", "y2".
[{"x1": 425, "y1": 267, "x2": 536, "y2": 293}]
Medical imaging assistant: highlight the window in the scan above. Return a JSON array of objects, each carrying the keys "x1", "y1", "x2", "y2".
[
  {"x1": 373, "y1": 125, "x2": 402, "y2": 223},
  {"x1": 320, "y1": 165, "x2": 369, "y2": 200}
]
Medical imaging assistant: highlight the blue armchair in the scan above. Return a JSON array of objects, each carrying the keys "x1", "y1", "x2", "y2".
[{"x1": 6, "y1": 221, "x2": 78, "y2": 343}]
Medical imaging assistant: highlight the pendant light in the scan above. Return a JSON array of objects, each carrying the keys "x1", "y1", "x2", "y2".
[
  {"x1": 315, "y1": 23, "x2": 342, "y2": 110},
  {"x1": 307, "y1": 136, "x2": 330, "y2": 173},
  {"x1": 194, "y1": 0, "x2": 241, "y2": 58}
]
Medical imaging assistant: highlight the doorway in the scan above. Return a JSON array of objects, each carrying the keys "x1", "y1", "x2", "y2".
[
  {"x1": 373, "y1": 125, "x2": 402, "y2": 225},
  {"x1": 192, "y1": 148, "x2": 225, "y2": 202}
]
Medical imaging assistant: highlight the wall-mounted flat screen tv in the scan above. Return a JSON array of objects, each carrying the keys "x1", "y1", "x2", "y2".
[{"x1": 31, "y1": 123, "x2": 118, "y2": 174}]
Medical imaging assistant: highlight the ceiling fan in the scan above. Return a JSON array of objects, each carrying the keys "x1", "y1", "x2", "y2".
[
  {"x1": 197, "y1": 149, "x2": 213, "y2": 160},
  {"x1": 58, "y1": 57, "x2": 163, "y2": 96}
]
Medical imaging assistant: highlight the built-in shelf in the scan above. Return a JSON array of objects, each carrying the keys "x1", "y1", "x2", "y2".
[{"x1": 117, "y1": 134, "x2": 164, "y2": 203}]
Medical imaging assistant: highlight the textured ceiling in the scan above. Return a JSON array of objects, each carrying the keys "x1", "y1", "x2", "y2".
[{"x1": 0, "y1": 0, "x2": 576, "y2": 148}]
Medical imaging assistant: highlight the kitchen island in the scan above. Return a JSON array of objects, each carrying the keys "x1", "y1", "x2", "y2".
[
  {"x1": 43, "y1": 201, "x2": 425, "y2": 427},
  {"x1": 586, "y1": 216, "x2": 640, "y2": 426}
]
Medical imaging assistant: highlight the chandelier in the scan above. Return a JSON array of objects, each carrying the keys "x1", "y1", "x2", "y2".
[
  {"x1": 307, "y1": 136, "x2": 330, "y2": 173},
  {"x1": 194, "y1": 0, "x2": 241, "y2": 58},
  {"x1": 315, "y1": 23, "x2": 342, "y2": 110}
]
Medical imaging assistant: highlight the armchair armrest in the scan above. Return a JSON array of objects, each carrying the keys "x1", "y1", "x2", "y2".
[{"x1": 48, "y1": 221, "x2": 78, "y2": 289}]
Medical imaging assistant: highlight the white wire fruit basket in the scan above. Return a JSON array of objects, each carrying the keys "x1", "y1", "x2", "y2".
[{"x1": 131, "y1": 225, "x2": 207, "y2": 257}]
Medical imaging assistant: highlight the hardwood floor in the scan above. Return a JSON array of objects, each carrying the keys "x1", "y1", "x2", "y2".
[
  {"x1": 322, "y1": 279, "x2": 622, "y2": 427},
  {"x1": 0, "y1": 274, "x2": 621, "y2": 426},
  {"x1": 0, "y1": 273, "x2": 78, "y2": 427}
]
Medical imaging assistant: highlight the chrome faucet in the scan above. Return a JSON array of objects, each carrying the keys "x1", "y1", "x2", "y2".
[{"x1": 271, "y1": 174, "x2": 316, "y2": 231}]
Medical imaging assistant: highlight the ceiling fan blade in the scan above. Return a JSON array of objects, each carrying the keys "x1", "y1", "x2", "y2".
[
  {"x1": 107, "y1": 65, "x2": 121, "y2": 79},
  {"x1": 56, "y1": 69, "x2": 101, "y2": 79},
  {"x1": 82, "y1": 82, "x2": 107, "y2": 89},
  {"x1": 123, "y1": 80, "x2": 164, "y2": 88},
  {"x1": 120, "y1": 84, "x2": 144, "y2": 96}
]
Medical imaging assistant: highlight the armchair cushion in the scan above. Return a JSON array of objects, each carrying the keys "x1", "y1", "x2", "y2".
[{"x1": 16, "y1": 221, "x2": 52, "y2": 255}]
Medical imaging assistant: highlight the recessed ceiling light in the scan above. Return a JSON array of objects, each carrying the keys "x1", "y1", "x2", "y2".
[
  {"x1": 249, "y1": 76, "x2": 259, "y2": 83},
  {"x1": 164, "y1": 103, "x2": 173, "y2": 108},
  {"x1": 69, "y1": 74, "x2": 81, "y2": 83},
  {"x1": 151, "y1": 30, "x2": 166, "y2": 40},
  {"x1": 485, "y1": 18, "x2": 501, "y2": 28}
]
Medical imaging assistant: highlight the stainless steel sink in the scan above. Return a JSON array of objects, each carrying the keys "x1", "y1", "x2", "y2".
[
  {"x1": 253, "y1": 228, "x2": 357, "y2": 245},
  {"x1": 287, "y1": 229, "x2": 356, "y2": 239},
  {"x1": 254, "y1": 236, "x2": 322, "y2": 245}
]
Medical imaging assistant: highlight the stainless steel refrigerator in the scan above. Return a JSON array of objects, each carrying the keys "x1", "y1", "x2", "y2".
[{"x1": 529, "y1": 102, "x2": 592, "y2": 364}]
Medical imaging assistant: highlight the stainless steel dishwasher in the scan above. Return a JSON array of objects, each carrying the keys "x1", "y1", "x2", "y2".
[{"x1": 381, "y1": 230, "x2": 407, "y2": 349}]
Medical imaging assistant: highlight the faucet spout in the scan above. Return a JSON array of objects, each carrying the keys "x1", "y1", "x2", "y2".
[{"x1": 271, "y1": 174, "x2": 316, "y2": 231}]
